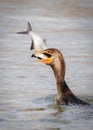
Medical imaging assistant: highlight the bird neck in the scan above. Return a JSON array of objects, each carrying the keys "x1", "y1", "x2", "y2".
[
  {"x1": 50, "y1": 58, "x2": 68, "y2": 98},
  {"x1": 49, "y1": 53, "x2": 89, "y2": 105}
]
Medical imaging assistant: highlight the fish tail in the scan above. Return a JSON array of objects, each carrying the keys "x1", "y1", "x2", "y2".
[{"x1": 17, "y1": 22, "x2": 32, "y2": 34}]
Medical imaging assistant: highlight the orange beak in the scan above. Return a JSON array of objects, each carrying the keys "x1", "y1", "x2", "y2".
[
  {"x1": 34, "y1": 50, "x2": 52, "y2": 65},
  {"x1": 36, "y1": 57, "x2": 52, "y2": 65}
]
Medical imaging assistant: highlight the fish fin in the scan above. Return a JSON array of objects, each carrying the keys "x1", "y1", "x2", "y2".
[
  {"x1": 27, "y1": 22, "x2": 32, "y2": 32},
  {"x1": 43, "y1": 38, "x2": 46, "y2": 46},
  {"x1": 17, "y1": 22, "x2": 32, "y2": 34},
  {"x1": 30, "y1": 39, "x2": 34, "y2": 50}
]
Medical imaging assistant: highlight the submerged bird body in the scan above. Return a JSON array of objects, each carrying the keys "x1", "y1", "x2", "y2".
[
  {"x1": 33, "y1": 48, "x2": 90, "y2": 105},
  {"x1": 17, "y1": 22, "x2": 47, "y2": 52}
]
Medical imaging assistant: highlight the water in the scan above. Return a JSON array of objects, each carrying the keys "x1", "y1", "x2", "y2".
[{"x1": 0, "y1": 0, "x2": 93, "y2": 130}]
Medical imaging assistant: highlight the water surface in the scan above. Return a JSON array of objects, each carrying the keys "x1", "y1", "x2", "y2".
[{"x1": 0, "y1": 0, "x2": 93, "y2": 130}]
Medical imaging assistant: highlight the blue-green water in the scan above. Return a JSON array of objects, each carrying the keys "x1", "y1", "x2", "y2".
[{"x1": 0, "y1": 0, "x2": 93, "y2": 130}]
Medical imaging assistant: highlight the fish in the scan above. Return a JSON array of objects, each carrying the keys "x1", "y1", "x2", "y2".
[{"x1": 17, "y1": 22, "x2": 47, "y2": 52}]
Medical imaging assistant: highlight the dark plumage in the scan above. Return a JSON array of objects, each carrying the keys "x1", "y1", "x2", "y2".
[{"x1": 33, "y1": 48, "x2": 90, "y2": 106}]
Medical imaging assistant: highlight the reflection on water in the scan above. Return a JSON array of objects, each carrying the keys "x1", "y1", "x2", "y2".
[{"x1": 0, "y1": 0, "x2": 93, "y2": 130}]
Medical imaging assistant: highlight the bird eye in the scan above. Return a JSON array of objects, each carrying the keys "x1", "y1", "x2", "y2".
[{"x1": 43, "y1": 53, "x2": 51, "y2": 58}]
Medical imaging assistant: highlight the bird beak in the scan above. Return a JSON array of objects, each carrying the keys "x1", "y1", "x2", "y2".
[
  {"x1": 32, "y1": 51, "x2": 52, "y2": 65},
  {"x1": 37, "y1": 57, "x2": 52, "y2": 64}
]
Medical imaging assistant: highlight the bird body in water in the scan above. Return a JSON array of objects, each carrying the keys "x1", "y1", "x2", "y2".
[
  {"x1": 17, "y1": 22, "x2": 47, "y2": 52},
  {"x1": 33, "y1": 48, "x2": 90, "y2": 106}
]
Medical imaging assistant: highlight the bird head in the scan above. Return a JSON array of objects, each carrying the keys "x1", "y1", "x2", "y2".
[{"x1": 32, "y1": 48, "x2": 64, "y2": 66}]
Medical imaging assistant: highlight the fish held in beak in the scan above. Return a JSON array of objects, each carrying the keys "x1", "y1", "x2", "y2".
[
  {"x1": 17, "y1": 22, "x2": 47, "y2": 52},
  {"x1": 32, "y1": 51, "x2": 52, "y2": 65}
]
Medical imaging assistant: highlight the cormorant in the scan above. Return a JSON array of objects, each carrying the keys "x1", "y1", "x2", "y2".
[{"x1": 32, "y1": 48, "x2": 90, "y2": 105}]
